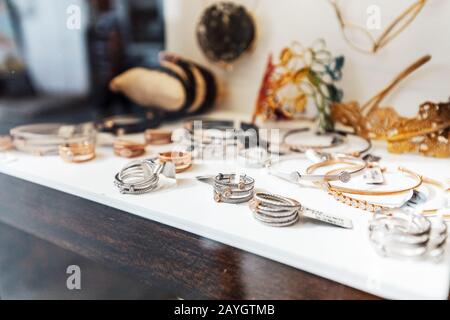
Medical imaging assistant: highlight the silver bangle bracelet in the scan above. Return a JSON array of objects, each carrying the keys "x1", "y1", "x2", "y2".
[
  {"x1": 282, "y1": 128, "x2": 346, "y2": 153},
  {"x1": 114, "y1": 159, "x2": 176, "y2": 195},
  {"x1": 267, "y1": 154, "x2": 367, "y2": 184},
  {"x1": 283, "y1": 128, "x2": 372, "y2": 157},
  {"x1": 10, "y1": 123, "x2": 97, "y2": 156},
  {"x1": 213, "y1": 173, "x2": 255, "y2": 204}
]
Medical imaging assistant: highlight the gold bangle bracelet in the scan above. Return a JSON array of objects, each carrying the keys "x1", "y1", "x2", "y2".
[
  {"x1": 158, "y1": 151, "x2": 192, "y2": 173},
  {"x1": 329, "y1": 172, "x2": 448, "y2": 215},
  {"x1": 59, "y1": 141, "x2": 96, "y2": 163},
  {"x1": 113, "y1": 139, "x2": 146, "y2": 158},
  {"x1": 305, "y1": 157, "x2": 367, "y2": 182},
  {"x1": 386, "y1": 121, "x2": 450, "y2": 142},
  {"x1": 316, "y1": 167, "x2": 423, "y2": 196},
  {"x1": 419, "y1": 176, "x2": 450, "y2": 219}
]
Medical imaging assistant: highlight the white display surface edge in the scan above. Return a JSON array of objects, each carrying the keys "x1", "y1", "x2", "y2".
[{"x1": 0, "y1": 127, "x2": 449, "y2": 300}]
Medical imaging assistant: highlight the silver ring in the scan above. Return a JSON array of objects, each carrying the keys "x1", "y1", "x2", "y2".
[
  {"x1": 213, "y1": 173, "x2": 255, "y2": 204},
  {"x1": 368, "y1": 212, "x2": 447, "y2": 260},
  {"x1": 114, "y1": 159, "x2": 176, "y2": 195},
  {"x1": 249, "y1": 193, "x2": 300, "y2": 227}
]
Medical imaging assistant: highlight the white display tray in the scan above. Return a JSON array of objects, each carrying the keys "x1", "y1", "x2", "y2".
[{"x1": 1, "y1": 129, "x2": 449, "y2": 300}]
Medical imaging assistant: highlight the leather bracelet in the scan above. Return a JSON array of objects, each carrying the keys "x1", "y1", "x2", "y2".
[
  {"x1": 97, "y1": 114, "x2": 160, "y2": 136},
  {"x1": 158, "y1": 59, "x2": 197, "y2": 117},
  {"x1": 162, "y1": 53, "x2": 218, "y2": 114}
]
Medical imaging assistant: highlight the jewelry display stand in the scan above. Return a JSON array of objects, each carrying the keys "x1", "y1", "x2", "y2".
[{"x1": 0, "y1": 117, "x2": 449, "y2": 300}]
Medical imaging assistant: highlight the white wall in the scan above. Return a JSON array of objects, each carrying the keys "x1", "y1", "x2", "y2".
[
  {"x1": 14, "y1": 0, "x2": 89, "y2": 95},
  {"x1": 165, "y1": 0, "x2": 450, "y2": 118}
]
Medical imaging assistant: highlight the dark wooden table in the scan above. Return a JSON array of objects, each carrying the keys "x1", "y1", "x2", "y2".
[{"x1": 0, "y1": 172, "x2": 379, "y2": 299}]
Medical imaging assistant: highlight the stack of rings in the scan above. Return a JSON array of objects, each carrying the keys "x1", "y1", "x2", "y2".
[
  {"x1": 145, "y1": 129, "x2": 173, "y2": 145},
  {"x1": 59, "y1": 140, "x2": 96, "y2": 163},
  {"x1": 114, "y1": 160, "x2": 163, "y2": 194},
  {"x1": 249, "y1": 193, "x2": 300, "y2": 227},
  {"x1": 369, "y1": 212, "x2": 448, "y2": 260},
  {"x1": 213, "y1": 173, "x2": 255, "y2": 204},
  {"x1": 113, "y1": 140, "x2": 146, "y2": 158},
  {"x1": 158, "y1": 151, "x2": 192, "y2": 173}
]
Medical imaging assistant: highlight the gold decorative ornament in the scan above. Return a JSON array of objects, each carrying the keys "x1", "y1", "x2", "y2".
[
  {"x1": 329, "y1": 0, "x2": 427, "y2": 54},
  {"x1": 331, "y1": 55, "x2": 450, "y2": 158},
  {"x1": 252, "y1": 40, "x2": 345, "y2": 132}
]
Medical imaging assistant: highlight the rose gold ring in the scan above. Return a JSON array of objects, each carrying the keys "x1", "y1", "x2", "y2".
[
  {"x1": 158, "y1": 151, "x2": 192, "y2": 173},
  {"x1": 0, "y1": 135, "x2": 13, "y2": 152},
  {"x1": 59, "y1": 140, "x2": 96, "y2": 163},
  {"x1": 145, "y1": 129, "x2": 172, "y2": 145},
  {"x1": 113, "y1": 139, "x2": 146, "y2": 158}
]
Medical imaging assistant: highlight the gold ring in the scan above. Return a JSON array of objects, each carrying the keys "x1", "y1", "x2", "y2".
[
  {"x1": 158, "y1": 151, "x2": 192, "y2": 173},
  {"x1": 114, "y1": 139, "x2": 146, "y2": 158},
  {"x1": 145, "y1": 129, "x2": 172, "y2": 145},
  {"x1": 59, "y1": 140, "x2": 96, "y2": 163}
]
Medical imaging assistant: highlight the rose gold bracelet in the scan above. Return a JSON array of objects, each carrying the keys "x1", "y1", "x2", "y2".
[
  {"x1": 113, "y1": 139, "x2": 146, "y2": 158},
  {"x1": 158, "y1": 151, "x2": 192, "y2": 173},
  {"x1": 145, "y1": 129, "x2": 172, "y2": 145},
  {"x1": 59, "y1": 140, "x2": 96, "y2": 163},
  {"x1": 308, "y1": 164, "x2": 423, "y2": 196},
  {"x1": 327, "y1": 188, "x2": 391, "y2": 213},
  {"x1": 328, "y1": 174, "x2": 449, "y2": 215}
]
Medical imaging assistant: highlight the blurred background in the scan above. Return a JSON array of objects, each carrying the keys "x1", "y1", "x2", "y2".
[
  {"x1": 0, "y1": 0, "x2": 167, "y2": 299},
  {"x1": 0, "y1": 0, "x2": 165, "y2": 134}
]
